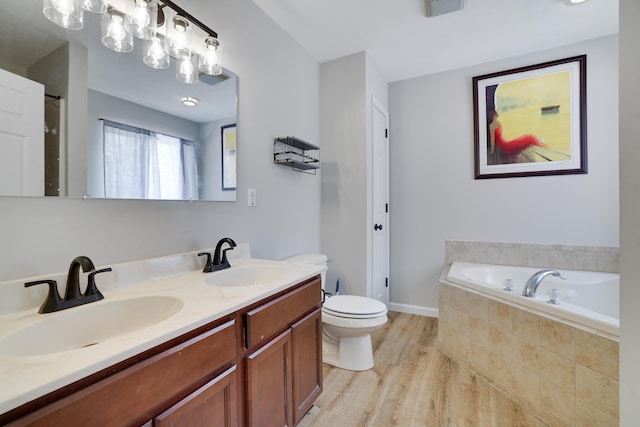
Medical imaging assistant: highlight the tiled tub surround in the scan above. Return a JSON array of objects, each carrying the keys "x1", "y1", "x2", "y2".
[
  {"x1": 445, "y1": 241, "x2": 619, "y2": 273},
  {"x1": 0, "y1": 245, "x2": 325, "y2": 414},
  {"x1": 438, "y1": 278, "x2": 619, "y2": 426}
]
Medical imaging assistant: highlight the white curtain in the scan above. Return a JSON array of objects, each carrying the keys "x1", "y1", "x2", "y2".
[{"x1": 102, "y1": 120, "x2": 198, "y2": 200}]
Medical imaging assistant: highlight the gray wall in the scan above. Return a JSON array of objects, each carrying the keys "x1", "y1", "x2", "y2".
[
  {"x1": 0, "y1": 0, "x2": 320, "y2": 282},
  {"x1": 619, "y1": 0, "x2": 639, "y2": 422},
  {"x1": 388, "y1": 35, "x2": 619, "y2": 313},
  {"x1": 320, "y1": 52, "x2": 388, "y2": 297}
]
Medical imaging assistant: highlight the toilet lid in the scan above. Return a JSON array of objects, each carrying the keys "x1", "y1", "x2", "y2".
[{"x1": 323, "y1": 295, "x2": 387, "y2": 319}]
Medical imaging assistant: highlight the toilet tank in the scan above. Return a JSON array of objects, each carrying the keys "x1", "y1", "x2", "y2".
[{"x1": 281, "y1": 253, "x2": 328, "y2": 289}]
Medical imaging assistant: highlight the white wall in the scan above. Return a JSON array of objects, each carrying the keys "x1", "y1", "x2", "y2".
[
  {"x1": 619, "y1": 0, "x2": 640, "y2": 422},
  {"x1": 388, "y1": 35, "x2": 619, "y2": 312},
  {"x1": 0, "y1": 0, "x2": 320, "y2": 283},
  {"x1": 320, "y1": 52, "x2": 388, "y2": 297}
]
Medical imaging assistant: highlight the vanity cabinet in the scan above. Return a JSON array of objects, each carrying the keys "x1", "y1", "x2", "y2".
[
  {"x1": 6, "y1": 318, "x2": 239, "y2": 427},
  {"x1": 242, "y1": 276, "x2": 322, "y2": 426},
  {"x1": 2, "y1": 275, "x2": 322, "y2": 427}
]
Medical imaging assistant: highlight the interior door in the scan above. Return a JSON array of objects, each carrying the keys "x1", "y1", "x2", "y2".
[
  {"x1": 371, "y1": 98, "x2": 390, "y2": 307},
  {"x1": 0, "y1": 68, "x2": 44, "y2": 196}
]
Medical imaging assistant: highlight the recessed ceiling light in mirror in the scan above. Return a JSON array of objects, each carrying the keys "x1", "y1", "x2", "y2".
[{"x1": 181, "y1": 96, "x2": 199, "y2": 107}]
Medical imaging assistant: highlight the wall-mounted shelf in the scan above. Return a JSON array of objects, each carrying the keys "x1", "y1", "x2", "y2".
[{"x1": 274, "y1": 137, "x2": 319, "y2": 174}]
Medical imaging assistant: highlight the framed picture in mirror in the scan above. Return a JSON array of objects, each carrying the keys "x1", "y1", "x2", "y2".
[{"x1": 222, "y1": 124, "x2": 237, "y2": 191}]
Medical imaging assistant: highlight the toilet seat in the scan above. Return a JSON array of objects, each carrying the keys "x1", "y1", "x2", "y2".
[{"x1": 323, "y1": 295, "x2": 387, "y2": 319}]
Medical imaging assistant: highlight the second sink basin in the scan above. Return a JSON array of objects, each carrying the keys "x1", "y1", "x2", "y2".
[
  {"x1": 204, "y1": 265, "x2": 294, "y2": 287},
  {"x1": 0, "y1": 296, "x2": 183, "y2": 357}
]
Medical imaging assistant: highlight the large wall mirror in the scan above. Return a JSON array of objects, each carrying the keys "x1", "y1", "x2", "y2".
[{"x1": 0, "y1": 0, "x2": 237, "y2": 201}]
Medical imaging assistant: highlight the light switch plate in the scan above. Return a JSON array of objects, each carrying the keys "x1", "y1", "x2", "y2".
[{"x1": 248, "y1": 188, "x2": 257, "y2": 206}]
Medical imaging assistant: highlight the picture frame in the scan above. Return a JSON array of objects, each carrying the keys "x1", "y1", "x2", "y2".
[
  {"x1": 221, "y1": 124, "x2": 236, "y2": 191},
  {"x1": 473, "y1": 55, "x2": 587, "y2": 179}
]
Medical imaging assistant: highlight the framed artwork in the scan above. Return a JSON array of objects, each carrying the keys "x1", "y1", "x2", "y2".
[
  {"x1": 221, "y1": 124, "x2": 236, "y2": 191},
  {"x1": 473, "y1": 55, "x2": 587, "y2": 179}
]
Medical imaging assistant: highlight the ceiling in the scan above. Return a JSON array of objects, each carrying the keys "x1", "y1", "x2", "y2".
[{"x1": 251, "y1": 0, "x2": 619, "y2": 83}]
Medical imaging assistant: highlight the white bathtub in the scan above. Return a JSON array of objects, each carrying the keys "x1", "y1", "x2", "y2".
[{"x1": 446, "y1": 262, "x2": 619, "y2": 337}]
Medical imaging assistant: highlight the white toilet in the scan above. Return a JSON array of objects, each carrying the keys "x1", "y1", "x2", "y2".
[{"x1": 282, "y1": 254, "x2": 388, "y2": 371}]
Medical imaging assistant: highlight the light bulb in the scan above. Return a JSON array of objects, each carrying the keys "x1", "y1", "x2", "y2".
[
  {"x1": 198, "y1": 37, "x2": 222, "y2": 75},
  {"x1": 101, "y1": 9, "x2": 133, "y2": 52},
  {"x1": 107, "y1": 15, "x2": 126, "y2": 42},
  {"x1": 176, "y1": 55, "x2": 198, "y2": 84},
  {"x1": 131, "y1": 4, "x2": 150, "y2": 27},
  {"x1": 143, "y1": 36, "x2": 169, "y2": 69},
  {"x1": 179, "y1": 58, "x2": 193, "y2": 75},
  {"x1": 52, "y1": 0, "x2": 74, "y2": 14},
  {"x1": 44, "y1": 0, "x2": 83, "y2": 30}
]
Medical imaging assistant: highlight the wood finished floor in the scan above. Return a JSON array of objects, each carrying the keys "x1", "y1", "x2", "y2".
[{"x1": 298, "y1": 312, "x2": 546, "y2": 427}]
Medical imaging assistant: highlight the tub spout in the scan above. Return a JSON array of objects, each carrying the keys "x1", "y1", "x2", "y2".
[{"x1": 522, "y1": 269, "x2": 563, "y2": 298}]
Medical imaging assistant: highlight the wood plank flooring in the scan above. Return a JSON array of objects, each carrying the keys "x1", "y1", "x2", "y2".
[{"x1": 297, "y1": 312, "x2": 547, "y2": 427}]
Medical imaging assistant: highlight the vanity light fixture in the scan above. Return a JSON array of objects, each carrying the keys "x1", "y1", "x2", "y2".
[
  {"x1": 81, "y1": 0, "x2": 108, "y2": 13},
  {"x1": 180, "y1": 96, "x2": 198, "y2": 107},
  {"x1": 164, "y1": 15, "x2": 192, "y2": 59},
  {"x1": 101, "y1": 7, "x2": 134, "y2": 52},
  {"x1": 43, "y1": 0, "x2": 84, "y2": 30},
  {"x1": 198, "y1": 37, "x2": 222, "y2": 76},
  {"x1": 176, "y1": 53, "x2": 199, "y2": 84},
  {"x1": 42, "y1": 0, "x2": 223, "y2": 84}
]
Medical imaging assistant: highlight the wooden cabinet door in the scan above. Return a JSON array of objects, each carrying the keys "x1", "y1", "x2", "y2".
[
  {"x1": 245, "y1": 330, "x2": 293, "y2": 427},
  {"x1": 154, "y1": 365, "x2": 238, "y2": 427},
  {"x1": 291, "y1": 308, "x2": 322, "y2": 425}
]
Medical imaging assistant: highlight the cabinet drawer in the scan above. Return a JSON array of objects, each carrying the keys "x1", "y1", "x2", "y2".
[
  {"x1": 244, "y1": 276, "x2": 321, "y2": 349},
  {"x1": 10, "y1": 319, "x2": 237, "y2": 427},
  {"x1": 155, "y1": 365, "x2": 238, "y2": 427}
]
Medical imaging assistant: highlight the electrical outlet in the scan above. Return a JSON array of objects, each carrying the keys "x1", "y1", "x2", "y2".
[{"x1": 248, "y1": 188, "x2": 257, "y2": 206}]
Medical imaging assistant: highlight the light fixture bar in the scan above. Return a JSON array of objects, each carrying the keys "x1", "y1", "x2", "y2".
[{"x1": 160, "y1": 0, "x2": 217, "y2": 38}]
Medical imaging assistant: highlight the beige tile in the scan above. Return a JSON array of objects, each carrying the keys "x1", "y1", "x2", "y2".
[
  {"x1": 448, "y1": 285, "x2": 469, "y2": 311},
  {"x1": 539, "y1": 317, "x2": 575, "y2": 360},
  {"x1": 576, "y1": 364, "x2": 619, "y2": 419},
  {"x1": 512, "y1": 336, "x2": 540, "y2": 370},
  {"x1": 489, "y1": 327, "x2": 514, "y2": 357},
  {"x1": 467, "y1": 337, "x2": 489, "y2": 376},
  {"x1": 511, "y1": 309, "x2": 541, "y2": 343},
  {"x1": 487, "y1": 350, "x2": 512, "y2": 397},
  {"x1": 511, "y1": 365, "x2": 541, "y2": 413},
  {"x1": 539, "y1": 348, "x2": 575, "y2": 394},
  {"x1": 464, "y1": 292, "x2": 489, "y2": 321},
  {"x1": 489, "y1": 300, "x2": 513, "y2": 333},
  {"x1": 575, "y1": 329, "x2": 619, "y2": 380},
  {"x1": 540, "y1": 379, "x2": 576, "y2": 427},
  {"x1": 549, "y1": 250, "x2": 574, "y2": 269},
  {"x1": 468, "y1": 315, "x2": 489, "y2": 348},
  {"x1": 573, "y1": 250, "x2": 598, "y2": 271},
  {"x1": 576, "y1": 398, "x2": 619, "y2": 427},
  {"x1": 440, "y1": 283, "x2": 454, "y2": 306}
]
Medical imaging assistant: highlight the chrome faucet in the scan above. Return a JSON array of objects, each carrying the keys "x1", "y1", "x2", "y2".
[
  {"x1": 522, "y1": 269, "x2": 563, "y2": 298},
  {"x1": 25, "y1": 256, "x2": 112, "y2": 313}
]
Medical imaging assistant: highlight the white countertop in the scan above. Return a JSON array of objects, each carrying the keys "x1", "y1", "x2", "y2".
[{"x1": 0, "y1": 257, "x2": 324, "y2": 415}]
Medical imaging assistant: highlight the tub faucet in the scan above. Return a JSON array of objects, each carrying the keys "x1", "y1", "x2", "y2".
[
  {"x1": 212, "y1": 238, "x2": 237, "y2": 271},
  {"x1": 522, "y1": 269, "x2": 563, "y2": 297}
]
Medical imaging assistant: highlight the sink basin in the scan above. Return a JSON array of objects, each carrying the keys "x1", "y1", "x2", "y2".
[
  {"x1": 204, "y1": 265, "x2": 294, "y2": 287},
  {"x1": 0, "y1": 296, "x2": 183, "y2": 357}
]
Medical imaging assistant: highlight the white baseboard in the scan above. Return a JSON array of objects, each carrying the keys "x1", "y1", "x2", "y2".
[{"x1": 389, "y1": 302, "x2": 438, "y2": 318}]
